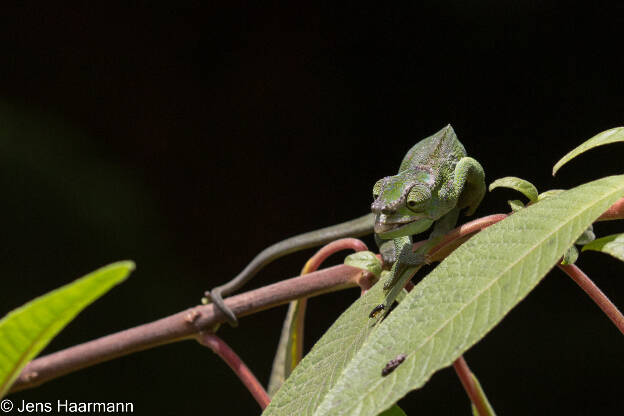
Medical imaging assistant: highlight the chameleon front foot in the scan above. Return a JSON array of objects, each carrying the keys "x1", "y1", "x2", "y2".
[{"x1": 204, "y1": 287, "x2": 239, "y2": 327}]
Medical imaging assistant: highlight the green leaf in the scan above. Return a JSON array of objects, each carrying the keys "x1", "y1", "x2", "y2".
[
  {"x1": 263, "y1": 175, "x2": 624, "y2": 416},
  {"x1": 0, "y1": 261, "x2": 134, "y2": 398},
  {"x1": 378, "y1": 405, "x2": 407, "y2": 416},
  {"x1": 582, "y1": 233, "x2": 624, "y2": 262},
  {"x1": 552, "y1": 127, "x2": 624, "y2": 175},
  {"x1": 268, "y1": 300, "x2": 304, "y2": 396},
  {"x1": 489, "y1": 177, "x2": 539, "y2": 202}
]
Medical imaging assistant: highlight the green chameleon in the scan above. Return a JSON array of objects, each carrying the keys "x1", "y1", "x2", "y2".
[{"x1": 206, "y1": 125, "x2": 485, "y2": 326}]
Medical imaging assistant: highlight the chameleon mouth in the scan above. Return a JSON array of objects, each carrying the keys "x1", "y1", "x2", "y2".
[{"x1": 374, "y1": 220, "x2": 414, "y2": 235}]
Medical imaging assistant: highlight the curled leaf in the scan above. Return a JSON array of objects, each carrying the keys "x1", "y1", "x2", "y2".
[{"x1": 489, "y1": 177, "x2": 539, "y2": 202}]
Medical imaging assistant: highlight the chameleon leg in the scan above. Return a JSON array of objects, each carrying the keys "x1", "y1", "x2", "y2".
[
  {"x1": 380, "y1": 207, "x2": 463, "y2": 313},
  {"x1": 429, "y1": 207, "x2": 460, "y2": 239},
  {"x1": 383, "y1": 236, "x2": 422, "y2": 290},
  {"x1": 375, "y1": 233, "x2": 396, "y2": 266},
  {"x1": 381, "y1": 207, "x2": 460, "y2": 292}
]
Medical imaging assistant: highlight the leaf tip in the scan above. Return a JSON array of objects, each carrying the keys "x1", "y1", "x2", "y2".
[{"x1": 98, "y1": 260, "x2": 136, "y2": 281}]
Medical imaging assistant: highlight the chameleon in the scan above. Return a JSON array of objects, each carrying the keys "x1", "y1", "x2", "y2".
[
  {"x1": 370, "y1": 124, "x2": 485, "y2": 304},
  {"x1": 205, "y1": 124, "x2": 485, "y2": 326}
]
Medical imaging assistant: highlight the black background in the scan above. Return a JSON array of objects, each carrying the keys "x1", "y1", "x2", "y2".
[{"x1": 1, "y1": 2, "x2": 623, "y2": 415}]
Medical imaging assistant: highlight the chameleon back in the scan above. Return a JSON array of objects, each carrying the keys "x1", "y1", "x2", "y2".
[{"x1": 398, "y1": 124, "x2": 467, "y2": 174}]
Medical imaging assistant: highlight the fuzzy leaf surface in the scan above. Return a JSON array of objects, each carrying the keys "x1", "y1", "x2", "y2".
[{"x1": 0, "y1": 261, "x2": 134, "y2": 398}]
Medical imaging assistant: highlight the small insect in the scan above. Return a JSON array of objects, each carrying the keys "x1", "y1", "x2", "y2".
[
  {"x1": 381, "y1": 353, "x2": 406, "y2": 377},
  {"x1": 369, "y1": 304, "x2": 385, "y2": 318}
]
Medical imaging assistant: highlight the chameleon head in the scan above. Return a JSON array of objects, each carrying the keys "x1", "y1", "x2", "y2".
[{"x1": 371, "y1": 168, "x2": 436, "y2": 239}]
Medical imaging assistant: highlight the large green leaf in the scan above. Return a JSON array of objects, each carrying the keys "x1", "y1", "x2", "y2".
[
  {"x1": 552, "y1": 127, "x2": 624, "y2": 175},
  {"x1": 264, "y1": 175, "x2": 624, "y2": 416},
  {"x1": 0, "y1": 261, "x2": 134, "y2": 398}
]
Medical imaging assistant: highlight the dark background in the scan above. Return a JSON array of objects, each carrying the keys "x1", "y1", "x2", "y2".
[{"x1": 1, "y1": 2, "x2": 623, "y2": 415}]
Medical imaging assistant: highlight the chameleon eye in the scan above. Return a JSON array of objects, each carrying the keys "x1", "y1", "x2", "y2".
[
  {"x1": 406, "y1": 186, "x2": 431, "y2": 212},
  {"x1": 372, "y1": 179, "x2": 384, "y2": 199}
]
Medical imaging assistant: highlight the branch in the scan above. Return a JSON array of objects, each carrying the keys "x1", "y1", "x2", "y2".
[
  {"x1": 557, "y1": 264, "x2": 624, "y2": 335},
  {"x1": 197, "y1": 332, "x2": 270, "y2": 409},
  {"x1": 10, "y1": 264, "x2": 364, "y2": 393},
  {"x1": 453, "y1": 356, "x2": 493, "y2": 416}
]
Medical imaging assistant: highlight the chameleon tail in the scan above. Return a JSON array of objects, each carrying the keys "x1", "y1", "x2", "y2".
[{"x1": 206, "y1": 213, "x2": 375, "y2": 326}]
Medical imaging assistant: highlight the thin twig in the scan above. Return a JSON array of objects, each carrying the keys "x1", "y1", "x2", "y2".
[
  {"x1": 197, "y1": 332, "x2": 270, "y2": 409},
  {"x1": 557, "y1": 264, "x2": 624, "y2": 335},
  {"x1": 453, "y1": 356, "x2": 489, "y2": 416}
]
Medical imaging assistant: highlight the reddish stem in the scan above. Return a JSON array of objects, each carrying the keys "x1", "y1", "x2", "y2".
[
  {"x1": 197, "y1": 332, "x2": 271, "y2": 409},
  {"x1": 302, "y1": 238, "x2": 368, "y2": 273},
  {"x1": 453, "y1": 356, "x2": 490, "y2": 416},
  {"x1": 597, "y1": 196, "x2": 624, "y2": 221},
  {"x1": 557, "y1": 264, "x2": 624, "y2": 335}
]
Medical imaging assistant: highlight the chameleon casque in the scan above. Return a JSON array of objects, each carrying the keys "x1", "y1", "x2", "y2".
[{"x1": 206, "y1": 125, "x2": 485, "y2": 326}]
